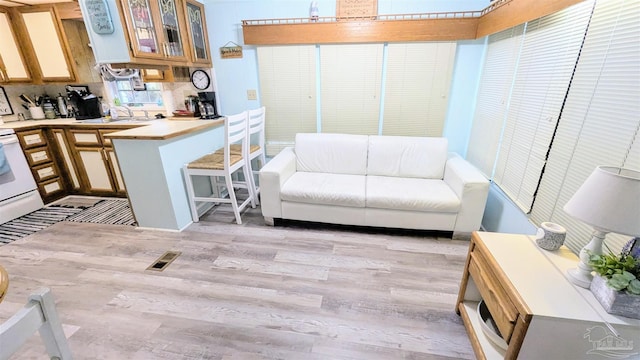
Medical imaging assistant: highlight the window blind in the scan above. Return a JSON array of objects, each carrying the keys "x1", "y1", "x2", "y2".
[
  {"x1": 320, "y1": 44, "x2": 383, "y2": 135},
  {"x1": 466, "y1": 25, "x2": 524, "y2": 178},
  {"x1": 257, "y1": 45, "x2": 317, "y2": 155},
  {"x1": 531, "y1": 0, "x2": 640, "y2": 254},
  {"x1": 382, "y1": 42, "x2": 457, "y2": 137},
  {"x1": 492, "y1": 1, "x2": 594, "y2": 213}
]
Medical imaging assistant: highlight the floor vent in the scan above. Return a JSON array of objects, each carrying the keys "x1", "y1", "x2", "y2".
[{"x1": 146, "y1": 251, "x2": 181, "y2": 271}]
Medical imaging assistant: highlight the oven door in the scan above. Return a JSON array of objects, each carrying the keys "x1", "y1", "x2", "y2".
[{"x1": 0, "y1": 133, "x2": 38, "y2": 201}]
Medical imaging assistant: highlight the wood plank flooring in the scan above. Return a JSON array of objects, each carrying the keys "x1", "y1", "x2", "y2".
[{"x1": 0, "y1": 205, "x2": 474, "y2": 359}]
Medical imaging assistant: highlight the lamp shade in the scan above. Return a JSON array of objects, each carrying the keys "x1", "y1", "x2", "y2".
[{"x1": 563, "y1": 166, "x2": 640, "y2": 236}]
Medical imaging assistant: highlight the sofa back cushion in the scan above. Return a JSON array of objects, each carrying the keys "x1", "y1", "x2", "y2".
[
  {"x1": 295, "y1": 133, "x2": 369, "y2": 175},
  {"x1": 367, "y1": 136, "x2": 448, "y2": 179}
]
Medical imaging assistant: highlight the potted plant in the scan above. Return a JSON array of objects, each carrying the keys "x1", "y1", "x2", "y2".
[{"x1": 588, "y1": 237, "x2": 640, "y2": 319}]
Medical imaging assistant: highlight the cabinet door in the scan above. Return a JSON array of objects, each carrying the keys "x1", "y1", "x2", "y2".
[
  {"x1": 76, "y1": 147, "x2": 116, "y2": 192},
  {"x1": 155, "y1": 0, "x2": 189, "y2": 61},
  {"x1": 121, "y1": 0, "x2": 164, "y2": 59},
  {"x1": 183, "y1": 0, "x2": 210, "y2": 65},
  {"x1": 17, "y1": 6, "x2": 76, "y2": 82},
  {"x1": 0, "y1": 10, "x2": 30, "y2": 83},
  {"x1": 106, "y1": 147, "x2": 126, "y2": 194},
  {"x1": 51, "y1": 128, "x2": 81, "y2": 191}
]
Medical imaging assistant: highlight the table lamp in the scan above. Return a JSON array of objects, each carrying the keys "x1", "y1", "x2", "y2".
[{"x1": 563, "y1": 166, "x2": 640, "y2": 288}]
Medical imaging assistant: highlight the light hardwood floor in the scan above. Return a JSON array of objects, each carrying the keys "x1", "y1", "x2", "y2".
[{"x1": 0, "y1": 205, "x2": 474, "y2": 359}]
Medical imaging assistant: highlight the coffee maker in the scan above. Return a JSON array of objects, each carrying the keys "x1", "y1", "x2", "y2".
[
  {"x1": 198, "y1": 91, "x2": 221, "y2": 119},
  {"x1": 66, "y1": 86, "x2": 102, "y2": 119}
]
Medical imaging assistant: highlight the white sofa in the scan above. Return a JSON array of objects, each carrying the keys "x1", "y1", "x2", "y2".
[{"x1": 259, "y1": 133, "x2": 489, "y2": 236}]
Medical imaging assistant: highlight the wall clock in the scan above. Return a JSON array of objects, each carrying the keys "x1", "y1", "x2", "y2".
[
  {"x1": 191, "y1": 69, "x2": 211, "y2": 90},
  {"x1": 0, "y1": 86, "x2": 14, "y2": 116}
]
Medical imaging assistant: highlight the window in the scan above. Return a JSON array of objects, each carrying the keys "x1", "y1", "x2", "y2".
[{"x1": 106, "y1": 80, "x2": 164, "y2": 107}]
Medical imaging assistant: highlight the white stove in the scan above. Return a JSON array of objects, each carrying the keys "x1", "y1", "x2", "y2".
[{"x1": 0, "y1": 128, "x2": 44, "y2": 224}]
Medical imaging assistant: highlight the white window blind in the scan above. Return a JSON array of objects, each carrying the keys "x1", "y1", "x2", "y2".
[
  {"x1": 382, "y1": 42, "x2": 457, "y2": 137},
  {"x1": 493, "y1": 1, "x2": 594, "y2": 213},
  {"x1": 466, "y1": 25, "x2": 524, "y2": 178},
  {"x1": 531, "y1": 0, "x2": 640, "y2": 254},
  {"x1": 320, "y1": 44, "x2": 383, "y2": 135},
  {"x1": 257, "y1": 45, "x2": 317, "y2": 155}
]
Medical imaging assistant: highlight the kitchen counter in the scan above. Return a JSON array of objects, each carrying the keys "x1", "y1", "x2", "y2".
[{"x1": 0, "y1": 118, "x2": 222, "y2": 139}]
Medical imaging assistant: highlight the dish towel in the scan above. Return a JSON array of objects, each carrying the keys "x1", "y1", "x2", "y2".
[{"x1": 0, "y1": 143, "x2": 11, "y2": 176}]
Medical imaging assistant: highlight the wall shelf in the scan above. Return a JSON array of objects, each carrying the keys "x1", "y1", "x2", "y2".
[{"x1": 242, "y1": 0, "x2": 586, "y2": 45}]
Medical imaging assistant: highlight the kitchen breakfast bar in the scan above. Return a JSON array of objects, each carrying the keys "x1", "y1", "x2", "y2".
[{"x1": 105, "y1": 119, "x2": 225, "y2": 231}]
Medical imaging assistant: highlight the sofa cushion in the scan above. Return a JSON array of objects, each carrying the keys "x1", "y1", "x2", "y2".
[
  {"x1": 367, "y1": 136, "x2": 448, "y2": 179},
  {"x1": 366, "y1": 176, "x2": 460, "y2": 213},
  {"x1": 281, "y1": 172, "x2": 366, "y2": 207},
  {"x1": 295, "y1": 133, "x2": 369, "y2": 175}
]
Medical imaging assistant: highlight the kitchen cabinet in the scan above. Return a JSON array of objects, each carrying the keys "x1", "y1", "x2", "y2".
[
  {"x1": 13, "y1": 6, "x2": 76, "y2": 82},
  {"x1": 15, "y1": 129, "x2": 66, "y2": 203},
  {"x1": 78, "y1": 0, "x2": 210, "y2": 67},
  {"x1": 456, "y1": 232, "x2": 640, "y2": 359},
  {"x1": 50, "y1": 128, "x2": 81, "y2": 192},
  {"x1": 68, "y1": 128, "x2": 125, "y2": 196},
  {"x1": 119, "y1": 0, "x2": 190, "y2": 62},
  {"x1": 183, "y1": 0, "x2": 210, "y2": 65},
  {"x1": 0, "y1": 8, "x2": 31, "y2": 83}
]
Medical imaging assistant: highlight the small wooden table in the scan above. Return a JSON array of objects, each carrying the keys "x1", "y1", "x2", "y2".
[{"x1": 456, "y1": 231, "x2": 640, "y2": 359}]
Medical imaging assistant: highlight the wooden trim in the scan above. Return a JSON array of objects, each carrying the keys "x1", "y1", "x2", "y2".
[
  {"x1": 476, "y1": 0, "x2": 586, "y2": 38},
  {"x1": 184, "y1": 0, "x2": 211, "y2": 65},
  {"x1": 54, "y1": 1, "x2": 82, "y2": 20},
  {"x1": 243, "y1": 18, "x2": 478, "y2": 44},
  {"x1": 242, "y1": 0, "x2": 588, "y2": 45},
  {"x1": 505, "y1": 315, "x2": 531, "y2": 360},
  {"x1": 457, "y1": 302, "x2": 488, "y2": 360}
]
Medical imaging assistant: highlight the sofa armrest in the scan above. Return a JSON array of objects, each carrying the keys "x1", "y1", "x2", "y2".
[
  {"x1": 444, "y1": 153, "x2": 490, "y2": 233},
  {"x1": 259, "y1": 147, "x2": 297, "y2": 218}
]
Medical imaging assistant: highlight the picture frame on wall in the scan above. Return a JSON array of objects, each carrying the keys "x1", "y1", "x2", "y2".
[{"x1": 0, "y1": 86, "x2": 14, "y2": 116}]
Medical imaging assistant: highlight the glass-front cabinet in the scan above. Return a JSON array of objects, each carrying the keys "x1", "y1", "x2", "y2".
[
  {"x1": 0, "y1": 9, "x2": 31, "y2": 83},
  {"x1": 120, "y1": 0, "x2": 189, "y2": 62},
  {"x1": 184, "y1": 0, "x2": 210, "y2": 64}
]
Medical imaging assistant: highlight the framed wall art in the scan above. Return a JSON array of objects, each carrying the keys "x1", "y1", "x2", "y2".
[{"x1": 0, "y1": 86, "x2": 14, "y2": 116}]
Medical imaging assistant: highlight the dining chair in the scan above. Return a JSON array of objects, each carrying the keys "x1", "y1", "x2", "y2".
[{"x1": 183, "y1": 111, "x2": 256, "y2": 224}]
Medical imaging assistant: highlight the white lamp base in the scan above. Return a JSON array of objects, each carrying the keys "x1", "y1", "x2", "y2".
[{"x1": 566, "y1": 229, "x2": 606, "y2": 288}]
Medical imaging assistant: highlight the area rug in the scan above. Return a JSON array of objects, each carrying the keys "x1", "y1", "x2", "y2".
[
  {"x1": 0, "y1": 206, "x2": 84, "y2": 244},
  {"x1": 66, "y1": 199, "x2": 136, "y2": 226}
]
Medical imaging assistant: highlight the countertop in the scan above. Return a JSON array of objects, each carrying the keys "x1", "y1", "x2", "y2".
[{"x1": 0, "y1": 117, "x2": 225, "y2": 141}]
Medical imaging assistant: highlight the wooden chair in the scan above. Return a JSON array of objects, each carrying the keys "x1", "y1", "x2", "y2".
[
  {"x1": 183, "y1": 111, "x2": 256, "y2": 224},
  {"x1": 222, "y1": 107, "x2": 266, "y2": 204},
  {"x1": 0, "y1": 267, "x2": 72, "y2": 360}
]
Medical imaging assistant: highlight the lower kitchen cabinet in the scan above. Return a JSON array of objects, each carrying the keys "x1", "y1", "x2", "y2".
[
  {"x1": 68, "y1": 128, "x2": 126, "y2": 196},
  {"x1": 50, "y1": 128, "x2": 80, "y2": 191},
  {"x1": 15, "y1": 128, "x2": 66, "y2": 203}
]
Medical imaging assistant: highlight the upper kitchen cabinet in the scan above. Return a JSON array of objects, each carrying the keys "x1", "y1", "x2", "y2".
[
  {"x1": 119, "y1": 0, "x2": 190, "y2": 62},
  {"x1": 0, "y1": 8, "x2": 31, "y2": 83},
  {"x1": 184, "y1": 0, "x2": 210, "y2": 65},
  {"x1": 78, "y1": 0, "x2": 211, "y2": 67},
  {"x1": 13, "y1": 6, "x2": 77, "y2": 82}
]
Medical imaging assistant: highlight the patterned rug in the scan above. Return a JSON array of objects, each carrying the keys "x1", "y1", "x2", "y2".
[
  {"x1": 0, "y1": 206, "x2": 84, "y2": 244},
  {"x1": 66, "y1": 199, "x2": 136, "y2": 226},
  {"x1": 0, "y1": 199, "x2": 136, "y2": 245}
]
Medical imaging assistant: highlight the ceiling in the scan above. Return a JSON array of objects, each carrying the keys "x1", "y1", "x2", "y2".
[{"x1": 0, "y1": 0, "x2": 72, "y2": 6}]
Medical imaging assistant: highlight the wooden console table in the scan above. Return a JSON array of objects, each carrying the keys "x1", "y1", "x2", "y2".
[{"x1": 456, "y1": 232, "x2": 640, "y2": 359}]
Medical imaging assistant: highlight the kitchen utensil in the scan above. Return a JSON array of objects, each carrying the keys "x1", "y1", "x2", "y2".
[{"x1": 19, "y1": 93, "x2": 36, "y2": 107}]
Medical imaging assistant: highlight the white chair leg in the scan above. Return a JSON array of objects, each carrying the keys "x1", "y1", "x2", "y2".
[
  {"x1": 244, "y1": 164, "x2": 256, "y2": 209},
  {"x1": 182, "y1": 166, "x2": 199, "y2": 222},
  {"x1": 225, "y1": 173, "x2": 242, "y2": 225}
]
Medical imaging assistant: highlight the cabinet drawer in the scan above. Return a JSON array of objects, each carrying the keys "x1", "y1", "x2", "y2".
[
  {"x1": 17, "y1": 129, "x2": 47, "y2": 149},
  {"x1": 469, "y1": 248, "x2": 518, "y2": 343},
  {"x1": 38, "y1": 177, "x2": 64, "y2": 196},
  {"x1": 33, "y1": 162, "x2": 59, "y2": 182},
  {"x1": 70, "y1": 129, "x2": 101, "y2": 146},
  {"x1": 24, "y1": 146, "x2": 53, "y2": 166}
]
